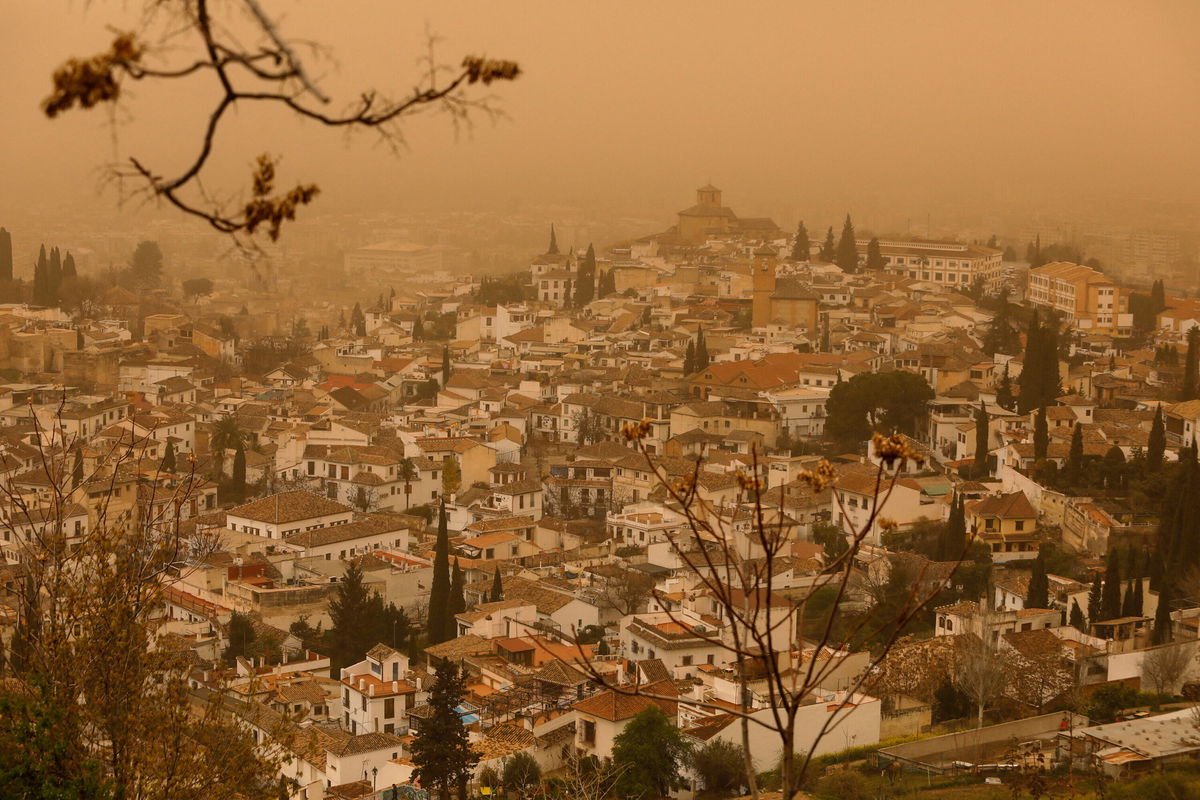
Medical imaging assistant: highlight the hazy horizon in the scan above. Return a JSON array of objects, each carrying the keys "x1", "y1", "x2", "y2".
[{"x1": 3, "y1": 1, "x2": 1200, "y2": 241}]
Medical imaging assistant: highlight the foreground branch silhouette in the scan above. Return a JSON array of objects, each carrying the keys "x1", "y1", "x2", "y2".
[
  {"x1": 43, "y1": 0, "x2": 520, "y2": 245},
  {"x1": 570, "y1": 424, "x2": 975, "y2": 798}
]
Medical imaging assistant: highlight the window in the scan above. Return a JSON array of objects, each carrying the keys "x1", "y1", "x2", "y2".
[
  {"x1": 682, "y1": 655, "x2": 693, "y2": 666},
  {"x1": 1015, "y1": 520, "x2": 1025, "y2": 532},
  {"x1": 581, "y1": 719, "x2": 596, "y2": 744},
  {"x1": 384, "y1": 698, "x2": 395, "y2": 718}
]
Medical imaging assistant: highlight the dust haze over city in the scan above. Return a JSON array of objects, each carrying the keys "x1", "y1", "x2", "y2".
[{"x1": 6, "y1": 3, "x2": 1200, "y2": 800}]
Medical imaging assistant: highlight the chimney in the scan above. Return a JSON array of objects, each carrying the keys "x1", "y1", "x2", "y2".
[
  {"x1": 392, "y1": 680, "x2": 399, "y2": 692},
  {"x1": 369, "y1": 684, "x2": 376, "y2": 697}
]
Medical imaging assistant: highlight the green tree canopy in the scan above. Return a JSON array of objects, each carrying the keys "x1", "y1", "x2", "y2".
[
  {"x1": 611, "y1": 706, "x2": 691, "y2": 799},
  {"x1": 410, "y1": 661, "x2": 477, "y2": 800},
  {"x1": 824, "y1": 370, "x2": 935, "y2": 452}
]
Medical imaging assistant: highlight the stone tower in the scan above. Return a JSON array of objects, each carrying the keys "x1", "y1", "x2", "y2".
[{"x1": 751, "y1": 244, "x2": 778, "y2": 328}]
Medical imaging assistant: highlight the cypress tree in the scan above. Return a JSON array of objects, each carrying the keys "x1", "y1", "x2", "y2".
[
  {"x1": 231, "y1": 442, "x2": 247, "y2": 500},
  {"x1": 835, "y1": 214, "x2": 858, "y2": 273},
  {"x1": 1034, "y1": 406, "x2": 1049, "y2": 462},
  {"x1": 1182, "y1": 327, "x2": 1200, "y2": 402},
  {"x1": 450, "y1": 557, "x2": 466, "y2": 618},
  {"x1": 820, "y1": 314, "x2": 830, "y2": 353},
  {"x1": 62, "y1": 252, "x2": 76, "y2": 279},
  {"x1": 1153, "y1": 583, "x2": 1173, "y2": 644},
  {"x1": 1018, "y1": 310, "x2": 1043, "y2": 414},
  {"x1": 1121, "y1": 580, "x2": 1137, "y2": 617},
  {"x1": 547, "y1": 224, "x2": 559, "y2": 255},
  {"x1": 0, "y1": 227, "x2": 11, "y2": 282},
  {"x1": 1066, "y1": 422, "x2": 1084, "y2": 485},
  {"x1": 1087, "y1": 573, "x2": 1102, "y2": 624},
  {"x1": 1151, "y1": 279, "x2": 1166, "y2": 313},
  {"x1": 1069, "y1": 600, "x2": 1085, "y2": 631},
  {"x1": 791, "y1": 221, "x2": 810, "y2": 261},
  {"x1": 1042, "y1": 315, "x2": 1061, "y2": 400},
  {"x1": 866, "y1": 237, "x2": 885, "y2": 271},
  {"x1": 819, "y1": 226, "x2": 836, "y2": 262},
  {"x1": 996, "y1": 365, "x2": 1015, "y2": 412},
  {"x1": 1130, "y1": 577, "x2": 1144, "y2": 617},
  {"x1": 1027, "y1": 550, "x2": 1049, "y2": 608},
  {"x1": 683, "y1": 339, "x2": 695, "y2": 375},
  {"x1": 48, "y1": 247, "x2": 62, "y2": 304},
  {"x1": 442, "y1": 345, "x2": 451, "y2": 386},
  {"x1": 695, "y1": 328, "x2": 710, "y2": 371},
  {"x1": 71, "y1": 446, "x2": 83, "y2": 490},
  {"x1": 973, "y1": 401, "x2": 989, "y2": 476},
  {"x1": 1148, "y1": 405, "x2": 1166, "y2": 473},
  {"x1": 162, "y1": 441, "x2": 176, "y2": 473},
  {"x1": 575, "y1": 243, "x2": 597, "y2": 306},
  {"x1": 33, "y1": 244, "x2": 48, "y2": 306},
  {"x1": 1100, "y1": 549, "x2": 1122, "y2": 622},
  {"x1": 490, "y1": 567, "x2": 503, "y2": 602},
  {"x1": 427, "y1": 502, "x2": 452, "y2": 645}
]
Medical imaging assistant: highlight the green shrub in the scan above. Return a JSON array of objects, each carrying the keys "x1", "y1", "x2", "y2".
[{"x1": 814, "y1": 770, "x2": 872, "y2": 800}]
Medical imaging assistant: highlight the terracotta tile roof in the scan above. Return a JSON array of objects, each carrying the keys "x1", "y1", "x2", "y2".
[
  {"x1": 572, "y1": 679, "x2": 677, "y2": 721},
  {"x1": 228, "y1": 490, "x2": 352, "y2": 524}
]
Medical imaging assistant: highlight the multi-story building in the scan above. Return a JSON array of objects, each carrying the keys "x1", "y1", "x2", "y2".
[
  {"x1": 1027, "y1": 261, "x2": 1119, "y2": 331},
  {"x1": 343, "y1": 241, "x2": 444, "y2": 276},
  {"x1": 340, "y1": 644, "x2": 419, "y2": 736},
  {"x1": 869, "y1": 239, "x2": 1004, "y2": 292}
]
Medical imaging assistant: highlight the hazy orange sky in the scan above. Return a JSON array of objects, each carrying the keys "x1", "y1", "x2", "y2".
[{"x1": 3, "y1": 1, "x2": 1200, "y2": 229}]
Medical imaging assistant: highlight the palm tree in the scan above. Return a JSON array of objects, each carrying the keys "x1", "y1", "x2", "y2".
[
  {"x1": 398, "y1": 457, "x2": 417, "y2": 510},
  {"x1": 209, "y1": 415, "x2": 246, "y2": 478}
]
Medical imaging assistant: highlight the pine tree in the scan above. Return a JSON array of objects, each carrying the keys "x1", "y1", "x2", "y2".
[
  {"x1": 982, "y1": 289, "x2": 1020, "y2": 355},
  {"x1": 328, "y1": 561, "x2": 373, "y2": 675},
  {"x1": 1087, "y1": 573, "x2": 1102, "y2": 623},
  {"x1": 450, "y1": 558, "x2": 466, "y2": 617},
  {"x1": 996, "y1": 365, "x2": 1015, "y2": 411},
  {"x1": 0, "y1": 227, "x2": 12, "y2": 282},
  {"x1": 1034, "y1": 406, "x2": 1049, "y2": 462},
  {"x1": 547, "y1": 224, "x2": 559, "y2": 255},
  {"x1": 1100, "y1": 549, "x2": 1122, "y2": 622},
  {"x1": 791, "y1": 221, "x2": 810, "y2": 261},
  {"x1": 683, "y1": 339, "x2": 695, "y2": 375},
  {"x1": 1148, "y1": 405, "x2": 1166, "y2": 472},
  {"x1": 490, "y1": 567, "x2": 503, "y2": 602},
  {"x1": 866, "y1": 237, "x2": 885, "y2": 271},
  {"x1": 427, "y1": 503, "x2": 453, "y2": 645},
  {"x1": 1069, "y1": 600, "x2": 1085, "y2": 631},
  {"x1": 1182, "y1": 327, "x2": 1200, "y2": 401},
  {"x1": 442, "y1": 345, "x2": 451, "y2": 386},
  {"x1": 695, "y1": 328, "x2": 710, "y2": 371},
  {"x1": 411, "y1": 660, "x2": 478, "y2": 800},
  {"x1": 1027, "y1": 550, "x2": 1049, "y2": 608},
  {"x1": 161, "y1": 441, "x2": 176, "y2": 473},
  {"x1": 819, "y1": 226, "x2": 836, "y2": 262},
  {"x1": 973, "y1": 401, "x2": 989, "y2": 476},
  {"x1": 835, "y1": 214, "x2": 858, "y2": 273}
]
